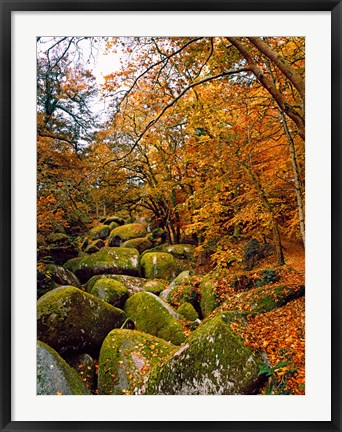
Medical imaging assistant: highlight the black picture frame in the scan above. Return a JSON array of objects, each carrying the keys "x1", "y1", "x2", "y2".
[{"x1": 1, "y1": 1, "x2": 341, "y2": 431}]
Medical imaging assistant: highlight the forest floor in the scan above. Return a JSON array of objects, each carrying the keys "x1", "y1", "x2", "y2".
[{"x1": 209, "y1": 239, "x2": 305, "y2": 395}]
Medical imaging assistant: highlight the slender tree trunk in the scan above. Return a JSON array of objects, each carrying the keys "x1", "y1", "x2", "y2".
[
  {"x1": 281, "y1": 112, "x2": 305, "y2": 246},
  {"x1": 242, "y1": 162, "x2": 285, "y2": 266}
]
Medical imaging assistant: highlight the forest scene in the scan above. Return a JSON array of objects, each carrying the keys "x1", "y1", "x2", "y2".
[{"x1": 36, "y1": 36, "x2": 305, "y2": 396}]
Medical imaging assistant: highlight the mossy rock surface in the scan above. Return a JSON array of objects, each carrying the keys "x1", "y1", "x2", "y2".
[
  {"x1": 162, "y1": 244, "x2": 195, "y2": 259},
  {"x1": 98, "y1": 329, "x2": 175, "y2": 395},
  {"x1": 124, "y1": 291, "x2": 186, "y2": 345},
  {"x1": 142, "y1": 314, "x2": 265, "y2": 395},
  {"x1": 177, "y1": 302, "x2": 199, "y2": 321},
  {"x1": 141, "y1": 252, "x2": 178, "y2": 280},
  {"x1": 121, "y1": 237, "x2": 153, "y2": 254},
  {"x1": 143, "y1": 280, "x2": 166, "y2": 296},
  {"x1": 64, "y1": 247, "x2": 140, "y2": 283},
  {"x1": 37, "y1": 286, "x2": 126, "y2": 356},
  {"x1": 108, "y1": 223, "x2": 148, "y2": 246},
  {"x1": 88, "y1": 225, "x2": 110, "y2": 240},
  {"x1": 108, "y1": 221, "x2": 119, "y2": 231},
  {"x1": 91, "y1": 278, "x2": 128, "y2": 308},
  {"x1": 37, "y1": 341, "x2": 90, "y2": 395},
  {"x1": 85, "y1": 274, "x2": 147, "y2": 295},
  {"x1": 200, "y1": 275, "x2": 218, "y2": 318},
  {"x1": 47, "y1": 232, "x2": 69, "y2": 244},
  {"x1": 102, "y1": 216, "x2": 125, "y2": 226},
  {"x1": 37, "y1": 263, "x2": 81, "y2": 299}
]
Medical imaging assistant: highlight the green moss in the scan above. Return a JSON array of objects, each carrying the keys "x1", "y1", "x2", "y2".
[
  {"x1": 109, "y1": 223, "x2": 147, "y2": 246},
  {"x1": 121, "y1": 237, "x2": 153, "y2": 253},
  {"x1": 165, "y1": 271, "x2": 201, "y2": 307},
  {"x1": 98, "y1": 329, "x2": 176, "y2": 395},
  {"x1": 141, "y1": 252, "x2": 178, "y2": 280},
  {"x1": 252, "y1": 285, "x2": 304, "y2": 314},
  {"x1": 47, "y1": 232, "x2": 69, "y2": 244},
  {"x1": 200, "y1": 275, "x2": 218, "y2": 318},
  {"x1": 103, "y1": 216, "x2": 125, "y2": 226},
  {"x1": 85, "y1": 274, "x2": 147, "y2": 294},
  {"x1": 88, "y1": 225, "x2": 110, "y2": 240},
  {"x1": 143, "y1": 315, "x2": 265, "y2": 395},
  {"x1": 64, "y1": 247, "x2": 140, "y2": 283},
  {"x1": 91, "y1": 278, "x2": 128, "y2": 308},
  {"x1": 37, "y1": 341, "x2": 90, "y2": 395},
  {"x1": 108, "y1": 221, "x2": 119, "y2": 231},
  {"x1": 124, "y1": 291, "x2": 186, "y2": 345},
  {"x1": 37, "y1": 286, "x2": 126, "y2": 356},
  {"x1": 143, "y1": 280, "x2": 166, "y2": 295},
  {"x1": 177, "y1": 302, "x2": 199, "y2": 321},
  {"x1": 163, "y1": 244, "x2": 194, "y2": 259}
]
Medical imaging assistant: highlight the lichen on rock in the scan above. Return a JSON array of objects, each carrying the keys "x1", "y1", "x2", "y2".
[
  {"x1": 142, "y1": 314, "x2": 266, "y2": 395},
  {"x1": 98, "y1": 329, "x2": 175, "y2": 395}
]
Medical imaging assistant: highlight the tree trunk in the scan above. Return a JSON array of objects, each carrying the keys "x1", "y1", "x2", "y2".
[
  {"x1": 281, "y1": 112, "x2": 305, "y2": 246},
  {"x1": 241, "y1": 162, "x2": 285, "y2": 266}
]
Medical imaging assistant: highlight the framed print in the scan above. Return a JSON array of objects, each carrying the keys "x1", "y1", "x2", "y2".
[{"x1": 1, "y1": 0, "x2": 341, "y2": 431}]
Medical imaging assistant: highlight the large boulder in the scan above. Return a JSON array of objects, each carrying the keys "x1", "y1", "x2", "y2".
[
  {"x1": 121, "y1": 237, "x2": 153, "y2": 254},
  {"x1": 64, "y1": 247, "x2": 140, "y2": 283},
  {"x1": 142, "y1": 314, "x2": 265, "y2": 395},
  {"x1": 124, "y1": 292, "x2": 186, "y2": 345},
  {"x1": 88, "y1": 225, "x2": 110, "y2": 240},
  {"x1": 37, "y1": 286, "x2": 126, "y2": 356},
  {"x1": 37, "y1": 341, "x2": 90, "y2": 395},
  {"x1": 98, "y1": 329, "x2": 175, "y2": 395},
  {"x1": 177, "y1": 302, "x2": 199, "y2": 321},
  {"x1": 141, "y1": 252, "x2": 178, "y2": 280},
  {"x1": 85, "y1": 274, "x2": 147, "y2": 295},
  {"x1": 91, "y1": 278, "x2": 128, "y2": 308},
  {"x1": 37, "y1": 263, "x2": 81, "y2": 299},
  {"x1": 108, "y1": 223, "x2": 148, "y2": 247}
]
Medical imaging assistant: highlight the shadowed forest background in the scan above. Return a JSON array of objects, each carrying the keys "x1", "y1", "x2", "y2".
[{"x1": 37, "y1": 36, "x2": 305, "y2": 396}]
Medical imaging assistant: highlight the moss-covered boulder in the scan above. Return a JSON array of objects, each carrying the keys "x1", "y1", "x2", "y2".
[
  {"x1": 124, "y1": 292, "x2": 186, "y2": 345},
  {"x1": 98, "y1": 329, "x2": 176, "y2": 395},
  {"x1": 143, "y1": 314, "x2": 265, "y2": 395},
  {"x1": 143, "y1": 280, "x2": 166, "y2": 296},
  {"x1": 64, "y1": 247, "x2": 140, "y2": 283},
  {"x1": 67, "y1": 353, "x2": 96, "y2": 393},
  {"x1": 108, "y1": 223, "x2": 148, "y2": 247},
  {"x1": 121, "y1": 237, "x2": 153, "y2": 254},
  {"x1": 88, "y1": 225, "x2": 110, "y2": 240},
  {"x1": 37, "y1": 286, "x2": 126, "y2": 356},
  {"x1": 161, "y1": 271, "x2": 201, "y2": 308},
  {"x1": 37, "y1": 341, "x2": 90, "y2": 395},
  {"x1": 40, "y1": 233, "x2": 79, "y2": 264},
  {"x1": 91, "y1": 278, "x2": 128, "y2": 308},
  {"x1": 163, "y1": 244, "x2": 195, "y2": 259},
  {"x1": 177, "y1": 302, "x2": 199, "y2": 321},
  {"x1": 200, "y1": 275, "x2": 218, "y2": 318},
  {"x1": 102, "y1": 216, "x2": 125, "y2": 226},
  {"x1": 141, "y1": 252, "x2": 178, "y2": 280},
  {"x1": 37, "y1": 263, "x2": 81, "y2": 298},
  {"x1": 85, "y1": 274, "x2": 147, "y2": 295}
]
